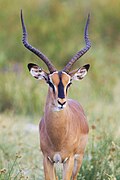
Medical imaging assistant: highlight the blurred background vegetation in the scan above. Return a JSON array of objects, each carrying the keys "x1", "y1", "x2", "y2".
[
  {"x1": 0, "y1": 0, "x2": 120, "y2": 179},
  {"x1": 0, "y1": 0, "x2": 120, "y2": 115}
]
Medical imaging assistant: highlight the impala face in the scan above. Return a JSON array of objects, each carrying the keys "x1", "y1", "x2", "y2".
[
  {"x1": 28, "y1": 63, "x2": 90, "y2": 111},
  {"x1": 48, "y1": 71, "x2": 71, "y2": 110}
]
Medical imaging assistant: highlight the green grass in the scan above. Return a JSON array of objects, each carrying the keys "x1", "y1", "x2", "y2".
[
  {"x1": 0, "y1": 105, "x2": 119, "y2": 179},
  {"x1": 0, "y1": 76, "x2": 120, "y2": 179},
  {"x1": 0, "y1": 114, "x2": 44, "y2": 180}
]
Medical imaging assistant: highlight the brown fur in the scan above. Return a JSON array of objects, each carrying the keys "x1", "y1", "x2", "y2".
[
  {"x1": 39, "y1": 87, "x2": 89, "y2": 180},
  {"x1": 28, "y1": 66, "x2": 90, "y2": 179}
]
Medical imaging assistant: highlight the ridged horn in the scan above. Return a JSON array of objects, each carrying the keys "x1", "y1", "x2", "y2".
[
  {"x1": 20, "y1": 10, "x2": 56, "y2": 73},
  {"x1": 63, "y1": 14, "x2": 91, "y2": 73}
]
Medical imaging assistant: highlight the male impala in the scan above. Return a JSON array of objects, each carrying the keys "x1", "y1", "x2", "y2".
[{"x1": 21, "y1": 10, "x2": 91, "y2": 180}]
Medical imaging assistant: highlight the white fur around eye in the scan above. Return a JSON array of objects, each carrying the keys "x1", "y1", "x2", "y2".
[{"x1": 48, "y1": 76, "x2": 57, "y2": 92}]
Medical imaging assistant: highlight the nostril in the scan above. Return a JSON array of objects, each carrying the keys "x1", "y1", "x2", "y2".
[{"x1": 57, "y1": 100, "x2": 66, "y2": 106}]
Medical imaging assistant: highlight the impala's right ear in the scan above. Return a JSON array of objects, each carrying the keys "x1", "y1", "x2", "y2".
[{"x1": 27, "y1": 63, "x2": 48, "y2": 81}]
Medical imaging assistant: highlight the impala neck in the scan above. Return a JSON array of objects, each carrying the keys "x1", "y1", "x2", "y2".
[
  {"x1": 44, "y1": 89, "x2": 68, "y2": 123},
  {"x1": 44, "y1": 88, "x2": 70, "y2": 148}
]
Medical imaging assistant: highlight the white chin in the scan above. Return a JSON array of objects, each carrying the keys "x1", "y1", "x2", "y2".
[{"x1": 53, "y1": 106, "x2": 64, "y2": 112}]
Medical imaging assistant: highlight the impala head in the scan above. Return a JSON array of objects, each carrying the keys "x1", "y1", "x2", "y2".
[
  {"x1": 27, "y1": 63, "x2": 90, "y2": 110},
  {"x1": 21, "y1": 10, "x2": 91, "y2": 110}
]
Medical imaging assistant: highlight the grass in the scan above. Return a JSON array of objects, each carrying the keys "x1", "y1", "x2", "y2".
[
  {"x1": 0, "y1": 114, "x2": 44, "y2": 180},
  {"x1": 0, "y1": 75, "x2": 120, "y2": 179}
]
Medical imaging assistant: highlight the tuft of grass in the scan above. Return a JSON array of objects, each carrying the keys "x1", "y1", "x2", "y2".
[{"x1": 0, "y1": 114, "x2": 44, "y2": 180}]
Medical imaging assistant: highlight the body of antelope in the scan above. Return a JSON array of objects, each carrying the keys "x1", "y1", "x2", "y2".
[{"x1": 21, "y1": 10, "x2": 91, "y2": 180}]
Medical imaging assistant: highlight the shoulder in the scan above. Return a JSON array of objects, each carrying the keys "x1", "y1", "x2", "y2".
[
  {"x1": 68, "y1": 99, "x2": 83, "y2": 110},
  {"x1": 68, "y1": 99, "x2": 86, "y2": 116}
]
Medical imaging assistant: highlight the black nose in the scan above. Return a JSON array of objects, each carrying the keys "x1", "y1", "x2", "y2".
[{"x1": 57, "y1": 100, "x2": 66, "y2": 106}]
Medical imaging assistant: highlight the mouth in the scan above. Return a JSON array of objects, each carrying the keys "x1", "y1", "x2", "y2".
[
  {"x1": 58, "y1": 103, "x2": 66, "y2": 110},
  {"x1": 59, "y1": 106, "x2": 64, "y2": 110},
  {"x1": 53, "y1": 105, "x2": 65, "y2": 112}
]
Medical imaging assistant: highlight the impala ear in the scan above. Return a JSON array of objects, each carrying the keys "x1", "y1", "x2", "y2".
[
  {"x1": 27, "y1": 63, "x2": 48, "y2": 81},
  {"x1": 70, "y1": 64, "x2": 90, "y2": 80}
]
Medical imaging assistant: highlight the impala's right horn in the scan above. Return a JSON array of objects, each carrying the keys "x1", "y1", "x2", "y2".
[{"x1": 63, "y1": 14, "x2": 91, "y2": 73}]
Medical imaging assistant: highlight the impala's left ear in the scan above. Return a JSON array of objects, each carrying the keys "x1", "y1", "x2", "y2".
[
  {"x1": 70, "y1": 64, "x2": 90, "y2": 80},
  {"x1": 27, "y1": 63, "x2": 48, "y2": 81}
]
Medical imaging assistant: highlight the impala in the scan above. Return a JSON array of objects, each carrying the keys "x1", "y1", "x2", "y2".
[{"x1": 21, "y1": 10, "x2": 91, "y2": 180}]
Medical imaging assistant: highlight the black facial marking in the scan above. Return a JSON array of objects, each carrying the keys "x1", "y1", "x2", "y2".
[
  {"x1": 66, "y1": 82, "x2": 72, "y2": 93},
  {"x1": 58, "y1": 72, "x2": 65, "y2": 99},
  {"x1": 47, "y1": 77, "x2": 55, "y2": 94}
]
